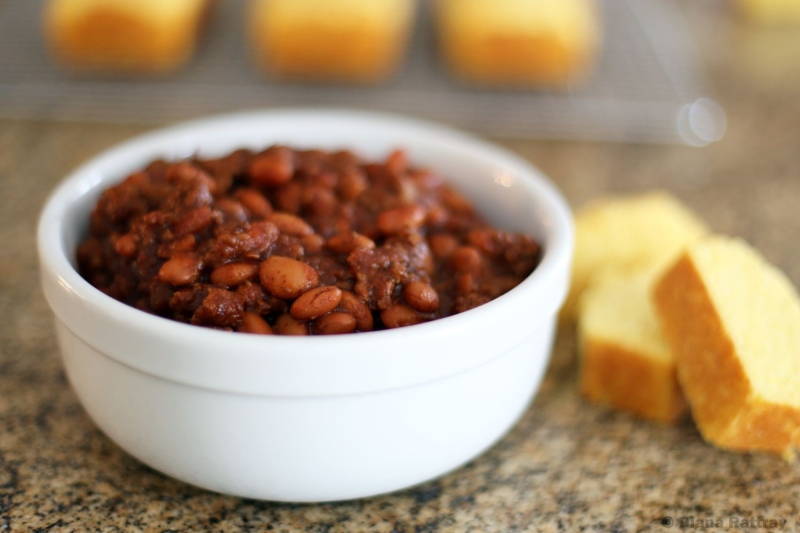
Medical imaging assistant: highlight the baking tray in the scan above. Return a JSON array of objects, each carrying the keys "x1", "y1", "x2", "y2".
[{"x1": 0, "y1": 0, "x2": 725, "y2": 145}]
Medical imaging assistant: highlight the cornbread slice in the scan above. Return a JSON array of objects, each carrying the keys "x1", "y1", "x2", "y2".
[
  {"x1": 562, "y1": 192, "x2": 709, "y2": 321},
  {"x1": 250, "y1": 0, "x2": 417, "y2": 83},
  {"x1": 654, "y1": 236, "x2": 800, "y2": 458},
  {"x1": 43, "y1": 0, "x2": 209, "y2": 73},
  {"x1": 435, "y1": 0, "x2": 601, "y2": 88},
  {"x1": 578, "y1": 270, "x2": 687, "y2": 423},
  {"x1": 736, "y1": 0, "x2": 800, "y2": 25}
]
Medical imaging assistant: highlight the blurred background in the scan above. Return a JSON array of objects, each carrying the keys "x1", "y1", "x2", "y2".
[
  {"x1": 2, "y1": 0, "x2": 798, "y2": 147},
  {"x1": 4, "y1": 0, "x2": 787, "y2": 145},
  {"x1": 1, "y1": 0, "x2": 797, "y2": 145}
]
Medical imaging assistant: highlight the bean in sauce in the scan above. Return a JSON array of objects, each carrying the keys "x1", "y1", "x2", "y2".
[{"x1": 77, "y1": 147, "x2": 541, "y2": 335}]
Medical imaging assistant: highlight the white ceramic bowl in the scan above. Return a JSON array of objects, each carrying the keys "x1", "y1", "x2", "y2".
[{"x1": 37, "y1": 110, "x2": 573, "y2": 502}]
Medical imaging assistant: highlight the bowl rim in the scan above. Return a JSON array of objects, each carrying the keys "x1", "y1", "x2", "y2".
[{"x1": 38, "y1": 109, "x2": 573, "y2": 395}]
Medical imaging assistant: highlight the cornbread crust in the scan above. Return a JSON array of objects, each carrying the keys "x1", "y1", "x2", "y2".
[
  {"x1": 579, "y1": 338, "x2": 686, "y2": 424},
  {"x1": 43, "y1": 0, "x2": 208, "y2": 73},
  {"x1": 562, "y1": 192, "x2": 709, "y2": 322},
  {"x1": 577, "y1": 271, "x2": 687, "y2": 424},
  {"x1": 436, "y1": 0, "x2": 600, "y2": 87},
  {"x1": 439, "y1": 31, "x2": 595, "y2": 87},
  {"x1": 654, "y1": 252, "x2": 800, "y2": 458},
  {"x1": 250, "y1": 0, "x2": 416, "y2": 83},
  {"x1": 736, "y1": 0, "x2": 800, "y2": 25}
]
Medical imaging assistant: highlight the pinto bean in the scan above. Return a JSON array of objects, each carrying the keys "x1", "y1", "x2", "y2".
[
  {"x1": 441, "y1": 187, "x2": 473, "y2": 214},
  {"x1": 310, "y1": 171, "x2": 338, "y2": 189},
  {"x1": 210, "y1": 262, "x2": 258, "y2": 287},
  {"x1": 236, "y1": 188, "x2": 273, "y2": 218},
  {"x1": 310, "y1": 189, "x2": 339, "y2": 216},
  {"x1": 386, "y1": 149, "x2": 408, "y2": 176},
  {"x1": 312, "y1": 312, "x2": 357, "y2": 335},
  {"x1": 467, "y1": 228, "x2": 510, "y2": 256},
  {"x1": 274, "y1": 182, "x2": 302, "y2": 214},
  {"x1": 268, "y1": 212, "x2": 314, "y2": 236},
  {"x1": 428, "y1": 233, "x2": 457, "y2": 259},
  {"x1": 338, "y1": 291, "x2": 374, "y2": 331},
  {"x1": 301, "y1": 234, "x2": 325, "y2": 254},
  {"x1": 172, "y1": 234, "x2": 196, "y2": 254},
  {"x1": 165, "y1": 162, "x2": 218, "y2": 195},
  {"x1": 451, "y1": 246, "x2": 482, "y2": 274},
  {"x1": 174, "y1": 205, "x2": 213, "y2": 237},
  {"x1": 249, "y1": 147, "x2": 294, "y2": 187},
  {"x1": 259, "y1": 256, "x2": 319, "y2": 300},
  {"x1": 326, "y1": 232, "x2": 375, "y2": 255},
  {"x1": 114, "y1": 233, "x2": 137, "y2": 258},
  {"x1": 403, "y1": 281, "x2": 440, "y2": 313},
  {"x1": 274, "y1": 313, "x2": 309, "y2": 336},
  {"x1": 338, "y1": 170, "x2": 367, "y2": 200},
  {"x1": 291, "y1": 286, "x2": 343, "y2": 320},
  {"x1": 381, "y1": 304, "x2": 423, "y2": 329},
  {"x1": 425, "y1": 205, "x2": 449, "y2": 227},
  {"x1": 158, "y1": 253, "x2": 202, "y2": 286},
  {"x1": 239, "y1": 312, "x2": 274, "y2": 335},
  {"x1": 456, "y1": 273, "x2": 474, "y2": 294},
  {"x1": 214, "y1": 198, "x2": 248, "y2": 222},
  {"x1": 376, "y1": 205, "x2": 426, "y2": 235}
]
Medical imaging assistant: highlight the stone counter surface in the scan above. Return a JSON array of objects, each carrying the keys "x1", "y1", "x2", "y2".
[{"x1": 3, "y1": 14, "x2": 800, "y2": 533}]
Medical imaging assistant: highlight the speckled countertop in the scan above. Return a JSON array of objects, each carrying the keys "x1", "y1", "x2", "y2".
[{"x1": 3, "y1": 8, "x2": 800, "y2": 533}]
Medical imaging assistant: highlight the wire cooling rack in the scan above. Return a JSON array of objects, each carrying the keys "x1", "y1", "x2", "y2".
[{"x1": 0, "y1": 0, "x2": 725, "y2": 145}]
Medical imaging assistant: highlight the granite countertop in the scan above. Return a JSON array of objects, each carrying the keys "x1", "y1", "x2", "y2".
[{"x1": 2, "y1": 9, "x2": 800, "y2": 532}]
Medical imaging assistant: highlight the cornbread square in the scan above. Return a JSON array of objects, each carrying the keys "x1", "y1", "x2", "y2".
[
  {"x1": 435, "y1": 0, "x2": 601, "y2": 87},
  {"x1": 736, "y1": 0, "x2": 800, "y2": 25},
  {"x1": 43, "y1": 0, "x2": 209, "y2": 73},
  {"x1": 562, "y1": 192, "x2": 708, "y2": 321},
  {"x1": 250, "y1": 0, "x2": 417, "y2": 83},
  {"x1": 654, "y1": 236, "x2": 800, "y2": 458},
  {"x1": 578, "y1": 271, "x2": 687, "y2": 423}
]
